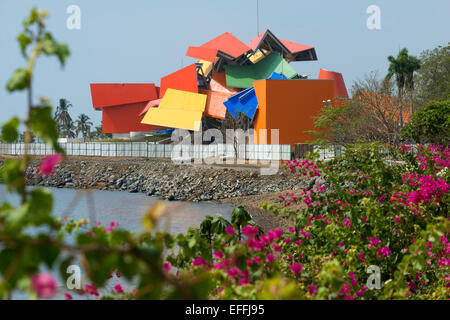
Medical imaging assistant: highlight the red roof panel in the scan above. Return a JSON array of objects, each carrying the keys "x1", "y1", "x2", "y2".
[
  {"x1": 186, "y1": 46, "x2": 218, "y2": 62},
  {"x1": 201, "y1": 32, "x2": 251, "y2": 59},
  {"x1": 318, "y1": 69, "x2": 349, "y2": 98},
  {"x1": 90, "y1": 83, "x2": 158, "y2": 109},
  {"x1": 102, "y1": 101, "x2": 165, "y2": 133},
  {"x1": 159, "y1": 64, "x2": 198, "y2": 98},
  {"x1": 280, "y1": 39, "x2": 314, "y2": 54}
]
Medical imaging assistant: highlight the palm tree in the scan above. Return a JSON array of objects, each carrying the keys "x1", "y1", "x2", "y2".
[
  {"x1": 75, "y1": 114, "x2": 93, "y2": 141},
  {"x1": 385, "y1": 48, "x2": 421, "y2": 126},
  {"x1": 54, "y1": 98, "x2": 76, "y2": 138}
]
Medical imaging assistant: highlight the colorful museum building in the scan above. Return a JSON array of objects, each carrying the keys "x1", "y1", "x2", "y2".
[{"x1": 90, "y1": 29, "x2": 348, "y2": 145}]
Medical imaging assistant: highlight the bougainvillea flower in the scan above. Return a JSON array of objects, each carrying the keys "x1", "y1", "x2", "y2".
[
  {"x1": 114, "y1": 284, "x2": 124, "y2": 294},
  {"x1": 290, "y1": 263, "x2": 302, "y2": 275},
  {"x1": 31, "y1": 272, "x2": 57, "y2": 299},
  {"x1": 225, "y1": 225, "x2": 235, "y2": 235},
  {"x1": 38, "y1": 153, "x2": 63, "y2": 176}
]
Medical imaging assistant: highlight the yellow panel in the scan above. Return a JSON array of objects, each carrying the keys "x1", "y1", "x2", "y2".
[
  {"x1": 141, "y1": 108, "x2": 203, "y2": 131},
  {"x1": 249, "y1": 51, "x2": 265, "y2": 64},
  {"x1": 199, "y1": 60, "x2": 213, "y2": 77},
  {"x1": 158, "y1": 88, "x2": 207, "y2": 112}
]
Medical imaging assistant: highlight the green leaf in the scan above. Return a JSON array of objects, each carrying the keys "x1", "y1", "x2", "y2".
[
  {"x1": 1, "y1": 117, "x2": 20, "y2": 142},
  {"x1": 6, "y1": 69, "x2": 30, "y2": 92},
  {"x1": 0, "y1": 159, "x2": 25, "y2": 194},
  {"x1": 41, "y1": 33, "x2": 70, "y2": 67},
  {"x1": 29, "y1": 188, "x2": 54, "y2": 225},
  {"x1": 23, "y1": 8, "x2": 38, "y2": 27},
  {"x1": 4, "y1": 202, "x2": 30, "y2": 231},
  {"x1": 231, "y1": 205, "x2": 251, "y2": 226},
  {"x1": 17, "y1": 33, "x2": 32, "y2": 58},
  {"x1": 30, "y1": 106, "x2": 62, "y2": 152},
  {"x1": 37, "y1": 245, "x2": 60, "y2": 268}
]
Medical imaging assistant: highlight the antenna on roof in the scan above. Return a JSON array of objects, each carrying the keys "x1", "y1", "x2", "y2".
[{"x1": 256, "y1": 0, "x2": 260, "y2": 36}]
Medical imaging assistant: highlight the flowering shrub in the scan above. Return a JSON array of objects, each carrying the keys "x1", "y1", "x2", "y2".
[{"x1": 166, "y1": 143, "x2": 449, "y2": 300}]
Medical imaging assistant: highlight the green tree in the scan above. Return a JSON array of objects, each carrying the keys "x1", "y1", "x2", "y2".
[
  {"x1": 401, "y1": 100, "x2": 450, "y2": 145},
  {"x1": 75, "y1": 113, "x2": 93, "y2": 141},
  {"x1": 90, "y1": 121, "x2": 112, "y2": 140},
  {"x1": 415, "y1": 43, "x2": 450, "y2": 105},
  {"x1": 385, "y1": 48, "x2": 421, "y2": 125},
  {"x1": 54, "y1": 98, "x2": 75, "y2": 138},
  {"x1": 307, "y1": 72, "x2": 404, "y2": 145}
]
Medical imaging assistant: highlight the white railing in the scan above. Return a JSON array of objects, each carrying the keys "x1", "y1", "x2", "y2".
[{"x1": 0, "y1": 142, "x2": 292, "y2": 161}]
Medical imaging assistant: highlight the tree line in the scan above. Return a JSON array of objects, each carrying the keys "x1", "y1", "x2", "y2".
[
  {"x1": 53, "y1": 98, "x2": 111, "y2": 141},
  {"x1": 309, "y1": 43, "x2": 450, "y2": 146}
]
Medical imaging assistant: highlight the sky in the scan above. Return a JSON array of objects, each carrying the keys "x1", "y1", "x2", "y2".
[{"x1": 0, "y1": 0, "x2": 449, "y2": 126}]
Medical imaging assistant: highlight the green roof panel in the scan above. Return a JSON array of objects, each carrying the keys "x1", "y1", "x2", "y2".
[{"x1": 225, "y1": 52, "x2": 297, "y2": 88}]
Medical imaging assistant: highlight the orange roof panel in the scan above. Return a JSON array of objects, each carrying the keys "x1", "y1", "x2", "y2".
[
  {"x1": 199, "y1": 89, "x2": 232, "y2": 120},
  {"x1": 210, "y1": 72, "x2": 241, "y2": 94}
]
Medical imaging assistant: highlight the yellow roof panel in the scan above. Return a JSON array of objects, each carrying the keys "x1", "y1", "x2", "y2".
[
  {"x1": 249, "y1": 51, "x2": 265, "y2": 64},
  {"x1": 141, "y1": 108, "x2": 203, "y2": 131},
  {"x1": 158, "y1": 88, "x2": 207, "y2": 112},
  {"x1": 199, "y1": 60, "x2": 213, "y2": 77}
]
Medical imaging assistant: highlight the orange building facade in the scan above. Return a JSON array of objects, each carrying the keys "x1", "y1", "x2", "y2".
[{"x1": 253, "y1": 79, "x2": 335, "y2": 145}]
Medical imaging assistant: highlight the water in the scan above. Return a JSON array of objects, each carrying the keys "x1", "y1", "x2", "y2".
[
  {"x1": 0, "y1": 185, "x2": 235, "y2": 299},
  {"x1": 0, "y1": 185, "x2": 234, "y2": 234}
]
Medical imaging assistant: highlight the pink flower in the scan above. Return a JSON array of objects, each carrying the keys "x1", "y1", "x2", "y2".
[
  {"x1": 225, "y1": 225, "x2": 235, "y2": 235},
  {"x1": 227, "y1": 267, "x2": 239, "y2": 279},
  {"x1": 290, "y1": 263, "x2": 302, "y2": 275},
  {"x1": 242, "y1": 226, "x2": 259, "y2": 238},
  {"x1": 266, "y1": 253, "x2": 274, "y2": 263},
  {"x1": 377, "y1": 246, "x2": 392, "y2": 258},
  {"x1": 163, "y1": 262, "x2": 171, "y2": 273},
  {"x1": 31, "y1": 272, "x2": 57, "y2": 299},
  {"x1": 38, "y1": 154, "x2": 62, "y2": 176},
  {"x1": 192, "y1": 257, "x2": 207, "y2": 267},
  {"x1": 64, "y1": 292, "x2": 72, "y2": 300},
  {"x1": 213, "y1": 251, "x2": 224, "y2": 260},
  {"x1": 308, "y1": 285, "x2": 317, "y2": 294},
  {"x1": 85, "y1": 284, "x2": 99, "y2": 296},
  {"x1": 114, "y1": 284, "x2": 124, "y2": 294}
]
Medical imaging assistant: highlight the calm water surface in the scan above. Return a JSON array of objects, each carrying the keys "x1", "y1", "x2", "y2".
[
  {"x1": 0, "y1": 185, "x2": 235, "y2": 299},
  {"x1": 0, "y1": 185, "x2": 233, "y2": 233}
]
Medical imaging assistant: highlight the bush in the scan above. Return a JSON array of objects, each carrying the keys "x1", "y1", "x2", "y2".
[{"x1": 402, "y1": 100, "x2": 450, "y2": 145}]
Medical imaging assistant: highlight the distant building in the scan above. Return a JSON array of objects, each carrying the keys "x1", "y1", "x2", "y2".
[{"x1": 90, "y1": 30, "x2": 349, "y2": 145}]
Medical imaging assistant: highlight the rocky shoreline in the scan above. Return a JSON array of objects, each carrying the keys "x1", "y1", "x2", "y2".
[{"x1": 1, "y1": 156, "x2": 312, "y2": 202}]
